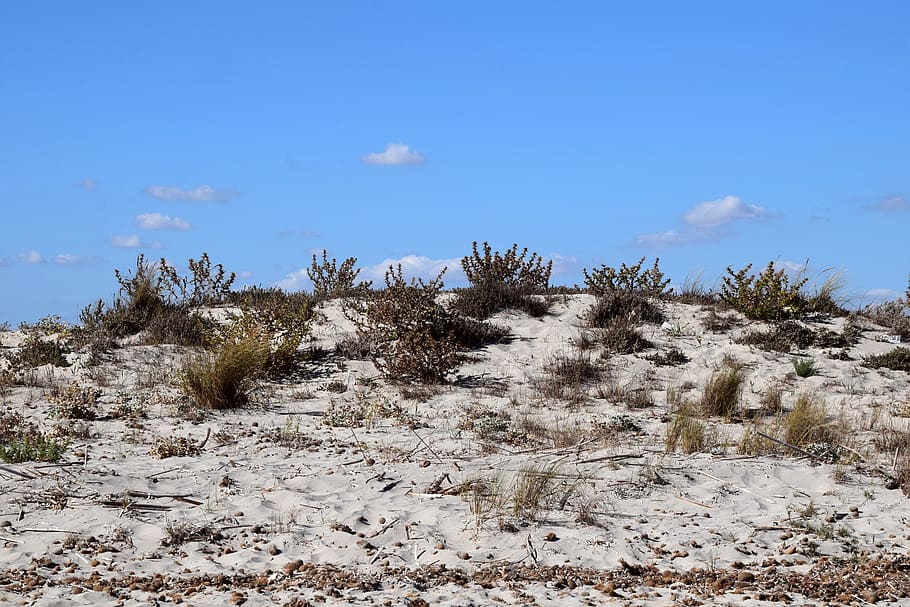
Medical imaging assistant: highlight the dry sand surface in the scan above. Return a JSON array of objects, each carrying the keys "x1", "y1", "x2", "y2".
[{"x1": 1, "y1": 296, "x2": 909, "y2": 606}]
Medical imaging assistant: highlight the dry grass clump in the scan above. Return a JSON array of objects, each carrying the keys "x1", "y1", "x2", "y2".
[
  {"x1": 179, "y1": 333, "x2": 269, "y2": 409},
  {"x1": 665, "y1": 408, "x2": 709, "y2": 454},
  {"x1": 861, "y1": 300, "x2": 910, "y2": 342},
  {"x1": 306, "y1": 250, "x2": 371, "y2": 301},
  {"x1": 721, "y1": 261, "x2": 808, "y2": 321},
  {"x1": 698, "y1": 361, "x2": 745, "y2": 418},
  {"x1": 452, "y1": 241, "x2": 552, "y2": 319},
  {"x1": 585, "y1": 291, "x2": 664, "y2": 327},
  {"x1": 48, "y1": 382, "x2": 101, "y2": 420},
  {"x1": 759, "y1": 382, "x2": 784, "y2": 415},
  {"x1": 737, "y1": 320, "x2": 816, "y2": 353},
  {"x1": 7, "y1": 333, "x2": 70, "y2": 368},
  {"x1": 533, "y1": 352, "x2": 602, "y2": 404},
  {"x1": 596, "y1": 373, "x2": 655, "y2": 408},
  {"x1": 512, "y1": 463, "x2": 580, "y2": 522},
  {"x1": 161, "y1": 521, "x2": 222, "y2": 547},
  {"x1": 863, "y1": 347, "x2": 910, "y2": 373},
  {"x1": 783, "y1": 393, "x2": 843, "y2": 448},
  {"x1": 149, "y1": 432, "x2": 207, "y2": 459}
]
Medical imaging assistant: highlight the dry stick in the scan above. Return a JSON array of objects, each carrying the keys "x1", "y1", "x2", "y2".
[
  {"x1": 20, "y1": 528, "x2": 79, "y2": 533},
  {"x1": 146, "y1": 467, "x2": 181, "y2": 479},
  {"x1": 572, "y1": 453, "x2": 644, "y2": 465},
  {"x1": 410, "y1": 429, "x2": 460, "y2": 471},
  {"x1": 369, "y1": 517, "x2": 399, "y2": 538},
  {"x1": 755, "y1": 431, "x2": 818, "y2": 460},
  {"x1": 0, "y1": 466, "x2": 37, "y2": 480},
  {"x1": 0, "y1": 536, "x2": 21, "y2": 544},
  {"x1": 675, "y1": 494, "x2": 713, "y2": 509}
]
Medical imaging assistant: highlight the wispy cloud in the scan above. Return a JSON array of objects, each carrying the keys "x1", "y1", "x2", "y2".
[
  {"x1": 144, "y1": 185, "x2": 237, "y2": 202},
  {"x1": 637, "y1": 195, "x2": 770, "y2": 247},
  {"x1": 53, "y1": 253, "x2": 101, "y2": 266},
  {"x1": 74, "y1": 178, "x2": 97, "y2": 191},
  {"x1": 111, "y1": 235, "x2": 162, "y2": 249},
  {"x1": 861, "y1": 288, "x2": 902, "y2": 305},
  {"x1": 17, "y1": 250, "x2": 45, "y2": 264},
  {"x1": 276, "y1": 227, "x2": 320, "y2": 239},
  {"x1": 361, "y1": 143, "x2": 425, "y2": 166},
  {"x1": 136, "y1": 213, "x2": 192, "y2": 230},
  {"x1": 867, "y1": 195, "x2": 909, "y2": 212}
]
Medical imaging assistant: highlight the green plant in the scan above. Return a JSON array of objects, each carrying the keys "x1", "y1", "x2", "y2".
[
  {"x1": 159, "y1": 252, "x2": 235, "y2": 306},
  {"x1": 0, "y1": 433, "x2": 67, "y2": 463},
  {"x1": 453, "y1": 242, "x2": 552, "y2": 319},
  {"x1": 179, "y1": 333, "x2": 269, "y2": 409},
  {"x1": 646, "y1": 348, "x2": 689, "y2": 367},
  {"x1": 348, "y1": 265, "x2": 459, "y2": 384},
  {"x1": 306, "y1": 250, "x2": 371, "y2": 300},
  {"x1": 793, "y1": 357, "x2": 818, "y2": 378},
  {"x1": 583, "y1": 257, "x2": 670, "y2": 298},
  {"x1": 863, "y1": 347, "x2": 910, "y2": 372},
  {"x1": 720, "y1": 261, "x2": 808, "y2": 320},
  {"x1": 699, "y1": 362, "x2": 745, "y2": 418}
]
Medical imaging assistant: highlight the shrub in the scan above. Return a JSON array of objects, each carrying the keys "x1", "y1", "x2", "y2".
[
  {"x1": 738, "y1": 320, "x2": 816, "y2": 353},
  {"x1": 699, "y1": 363, "x2": 745, "y2": 418},
  {"x1": 598, "y1": 316, "x2": 653, "y2": 354},
  {"x1": 646, "y1": 348, "x2": 689, "y2": 367},
  {"x1": 306, "y1": 250, "x2": 371, "y2": 301},
  {"x1": 179, "y1": 333, "x2": 269, "y2": 409},
  {"x1": 453, "y1": 242, "x2": 552, "y2": 319},
  {"x1": 8, "y1": 334, "x2": 69, "y2": 368},
  {"x1": 863, "y1": 347, "x2": 910, "y2": 372},
  {"x1": 583, "y1": 257, "x2": 670, "y2": 298},
  {"x1": 445, "y1": 316, "x2": 510, "y2": 349},
  {"x1": 49, "y1": 383, "x2": 101, "y2": 420},
  {"x1": 159, "y1": 252, "x2": 235, "y2": 306},
  {"x1": 862, "y1": 300, "x2": 910, "y2": 342},
  {"x1": 349, "y1": 265, "x2": 459, "y2": 383},
  {"x1": 533, "y1": 352, "x2": 602, "y2": 404},
  {"x1": 720, "y1": 261, "x2": 808, "y2": 320},
  {"x1": 585, "y1": 290, "x2": 664, "y2": 327}
]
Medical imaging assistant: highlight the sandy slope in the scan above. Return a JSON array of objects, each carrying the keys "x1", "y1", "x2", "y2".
[{"x1": 0, "y1": 296, "x2": 908, "y2": 606}]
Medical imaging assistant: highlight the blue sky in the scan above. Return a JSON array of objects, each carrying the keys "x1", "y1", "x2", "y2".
[{"x1": 2, "y1": 2, "x2": 908, "y2": 324}]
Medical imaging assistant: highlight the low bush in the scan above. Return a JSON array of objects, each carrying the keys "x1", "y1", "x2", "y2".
[
  {"x1": 598, "y1": 316, "x2": 653, "y2": 354},
  {"x1": 585, "y1": 290, "x2": 664, "y2": 327},
  {"x1": 452, "y1": 242, "x2": 552, "y2": 319},
  {"x1": 863, "y1": 347, "x2": 910, "y2": 372},
  {"x1": 159, "y1": 252, "x2": 235, "y2": 306},
  {"x1": 8, "y1": 334, "x2": 69, "y2": 368},
  {"x1": 533, "y1": 352, "x2": 602, "y2": 404},
  {"x1": 306, "y1": 250, "x2": 371, "y2": 301},
  {"x1": 721, "y1": 261, "x2": 808, "y2": 320},
  {"x1": 583, "y1": 257, "x2": 670, "y2": 298},
  {"x1": 49, "y1": 383, "x2": 101, "y2": 420},
  {"x1": 348, "y1": 266, "x2": 459, "y2": 383},
  {"x1": 0, "y1": 433, "x2": 67, "y2": 463},
  {"x1": 784, "y1": 393, "x2": 842, "y2": 447}
]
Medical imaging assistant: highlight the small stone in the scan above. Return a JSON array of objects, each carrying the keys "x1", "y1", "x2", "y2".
[
  {"x1": 420, "y1": 460, "x2": 431, "y2": 468},
  {"x1": 737, "y1": 571, "x2": 755, "y2": 582},
  {"x1": 457, "y1": 551, "x2": 471, "y2": 560},
  {"x1": 378, "y1": 516, "x2": 386, "y2": 524},
  {"x1": 268, "y1": 545, "x2": 281, "y2": 556},
  {"x1": 435, "y1": 542, "x2": 445, "y2": 550},
  {"x1": 544, "y1": 532, "x2": 558, "y2": 542},
  {"x1": 283, "y1": 559, "x2": 303, "y2": 575},
  {"x1": 230, "y1": 591, "x2": 246, "y2": 605},
  {"x1": 365, "y1": 457, "x2": 375, "y2": 466}
]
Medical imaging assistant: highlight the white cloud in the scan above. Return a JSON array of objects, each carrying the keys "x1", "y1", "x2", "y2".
[
  {"x1": 136, "y1": 213, "x2": 192, "y2": 230},
  {"x1": 549, "y1": 253, "x2": 580, "y2": 277},
  {"x1": 361, "y1": 143, "x2": 425, "y2": 166},
  {"x1": 638, "y1": 195, "x2": 771, "y2": 248},
  {"x1": 861, "y1": 288, "x2": 902, "y2": 305},
  {"x1": 682, "y1": 195, "x2": 769, "y2": 229},
  {"x1": 74, "y1": 178, "x2": 97, "y2": 191},
  {"x1": 111, "y1": 235, "x2": 162, "y2": 249},
  {"x1": 144, "y1": 185, "x2": 237, "y2": 202},
  {"x1": 237, "y1": 270, "x2": 253, "y2": 280},
  {"x1": 868, "y1": 195, "x2": 910, "y2": 212},
  {"x1": 17, "y1": 250, "x2": 45, "y2": 264},
  {"x1": 276, "y1": 269, "x2": 311, "y2": 292}
]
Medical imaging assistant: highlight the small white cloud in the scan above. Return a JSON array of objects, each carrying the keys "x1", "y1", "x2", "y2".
[
  {"x1": 868, "y1": 195, "x2": 910, "y2": 212},
  {"x1": 549, "y1": 253, "x2": 580, "y2": 277},
  {"x1": 361, "y1": 143, "x2": 425, "y2": 166},
  {"x1": 74, "y1": 178, "x2": 97, "y2": 191},
  {"x1": 144, "y1": 185, "x2": 237, "y2": 202},
  {"x1": 111, "y1": 235, "x2": 162, "y2": 249},
  {"x1": 636, "y1": 230, "x2": 689, "y2": 247},
  {"x1": 862, "y1": 288, "x2": 902, "y2": 305},
  {"x1": 17, "y1": 250, "x2": 45, "y2": 264},
  {"x1": 237, "y1": 270, "x2": 253, "y2": 280},
  {"x1": 683, "y1": 195, "x2": 769, "y2": 229},
  {"x1": 136, "y1": 213, "x2": 192, "y2": 230},
  {"x1": 276, "y1": 269, "x2": 311, "y2": 292}
]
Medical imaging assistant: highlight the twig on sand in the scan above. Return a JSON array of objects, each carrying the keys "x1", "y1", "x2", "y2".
[
  {"x1": 755, "y1": 431, "x2": 818, "y2": 460},
  {"x1": 369, "y1": 517, "x2": 399, "y2": 538},
  {"x1": 411, "y1": 429, "x2": 461, "y2": 471},
  {"x1": 675, "y1": 494, "x2": 713, "y2": 509},
  {"x1": 696, "y1": 469, "x2": 776, "y2": 505}
]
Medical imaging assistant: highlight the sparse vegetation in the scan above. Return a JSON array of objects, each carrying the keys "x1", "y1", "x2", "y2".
[
  {"x1": 665, "y1": 408, "x2": 709, "y2": 454},
  {"x1": 453, "y1": 242, "x2": 552, "y2": 319},
  {"x1": 784, "y1": 393, "x2": 842, "y2": 448},
  {"x1": 598, "y1": 316, "x2": 653, "y2": 354},
  {"x1": 179, "y1": 332, "x2": 269, "y2": 409},
  {"x1": 513, "y1": 463, "x2": 578, "y2": 522},
  {"x1": 863, "y1": 347, "x2": 910, "y2": 373},
  {"x1": 646, "y1": 348, "x2": 689, "y2": 367},
  {"x1": 7, "y1": 333, "x2": 70, "y2": 368},
  {"x1": 721, "y1": 261, "x2": 808, "y2": 320},
  {"x1": 49, "y1": 382, "x2": 101, "y2": 420},
  {"x1": 533, "y1": 352, "x2": 602, "y2": 404}
]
